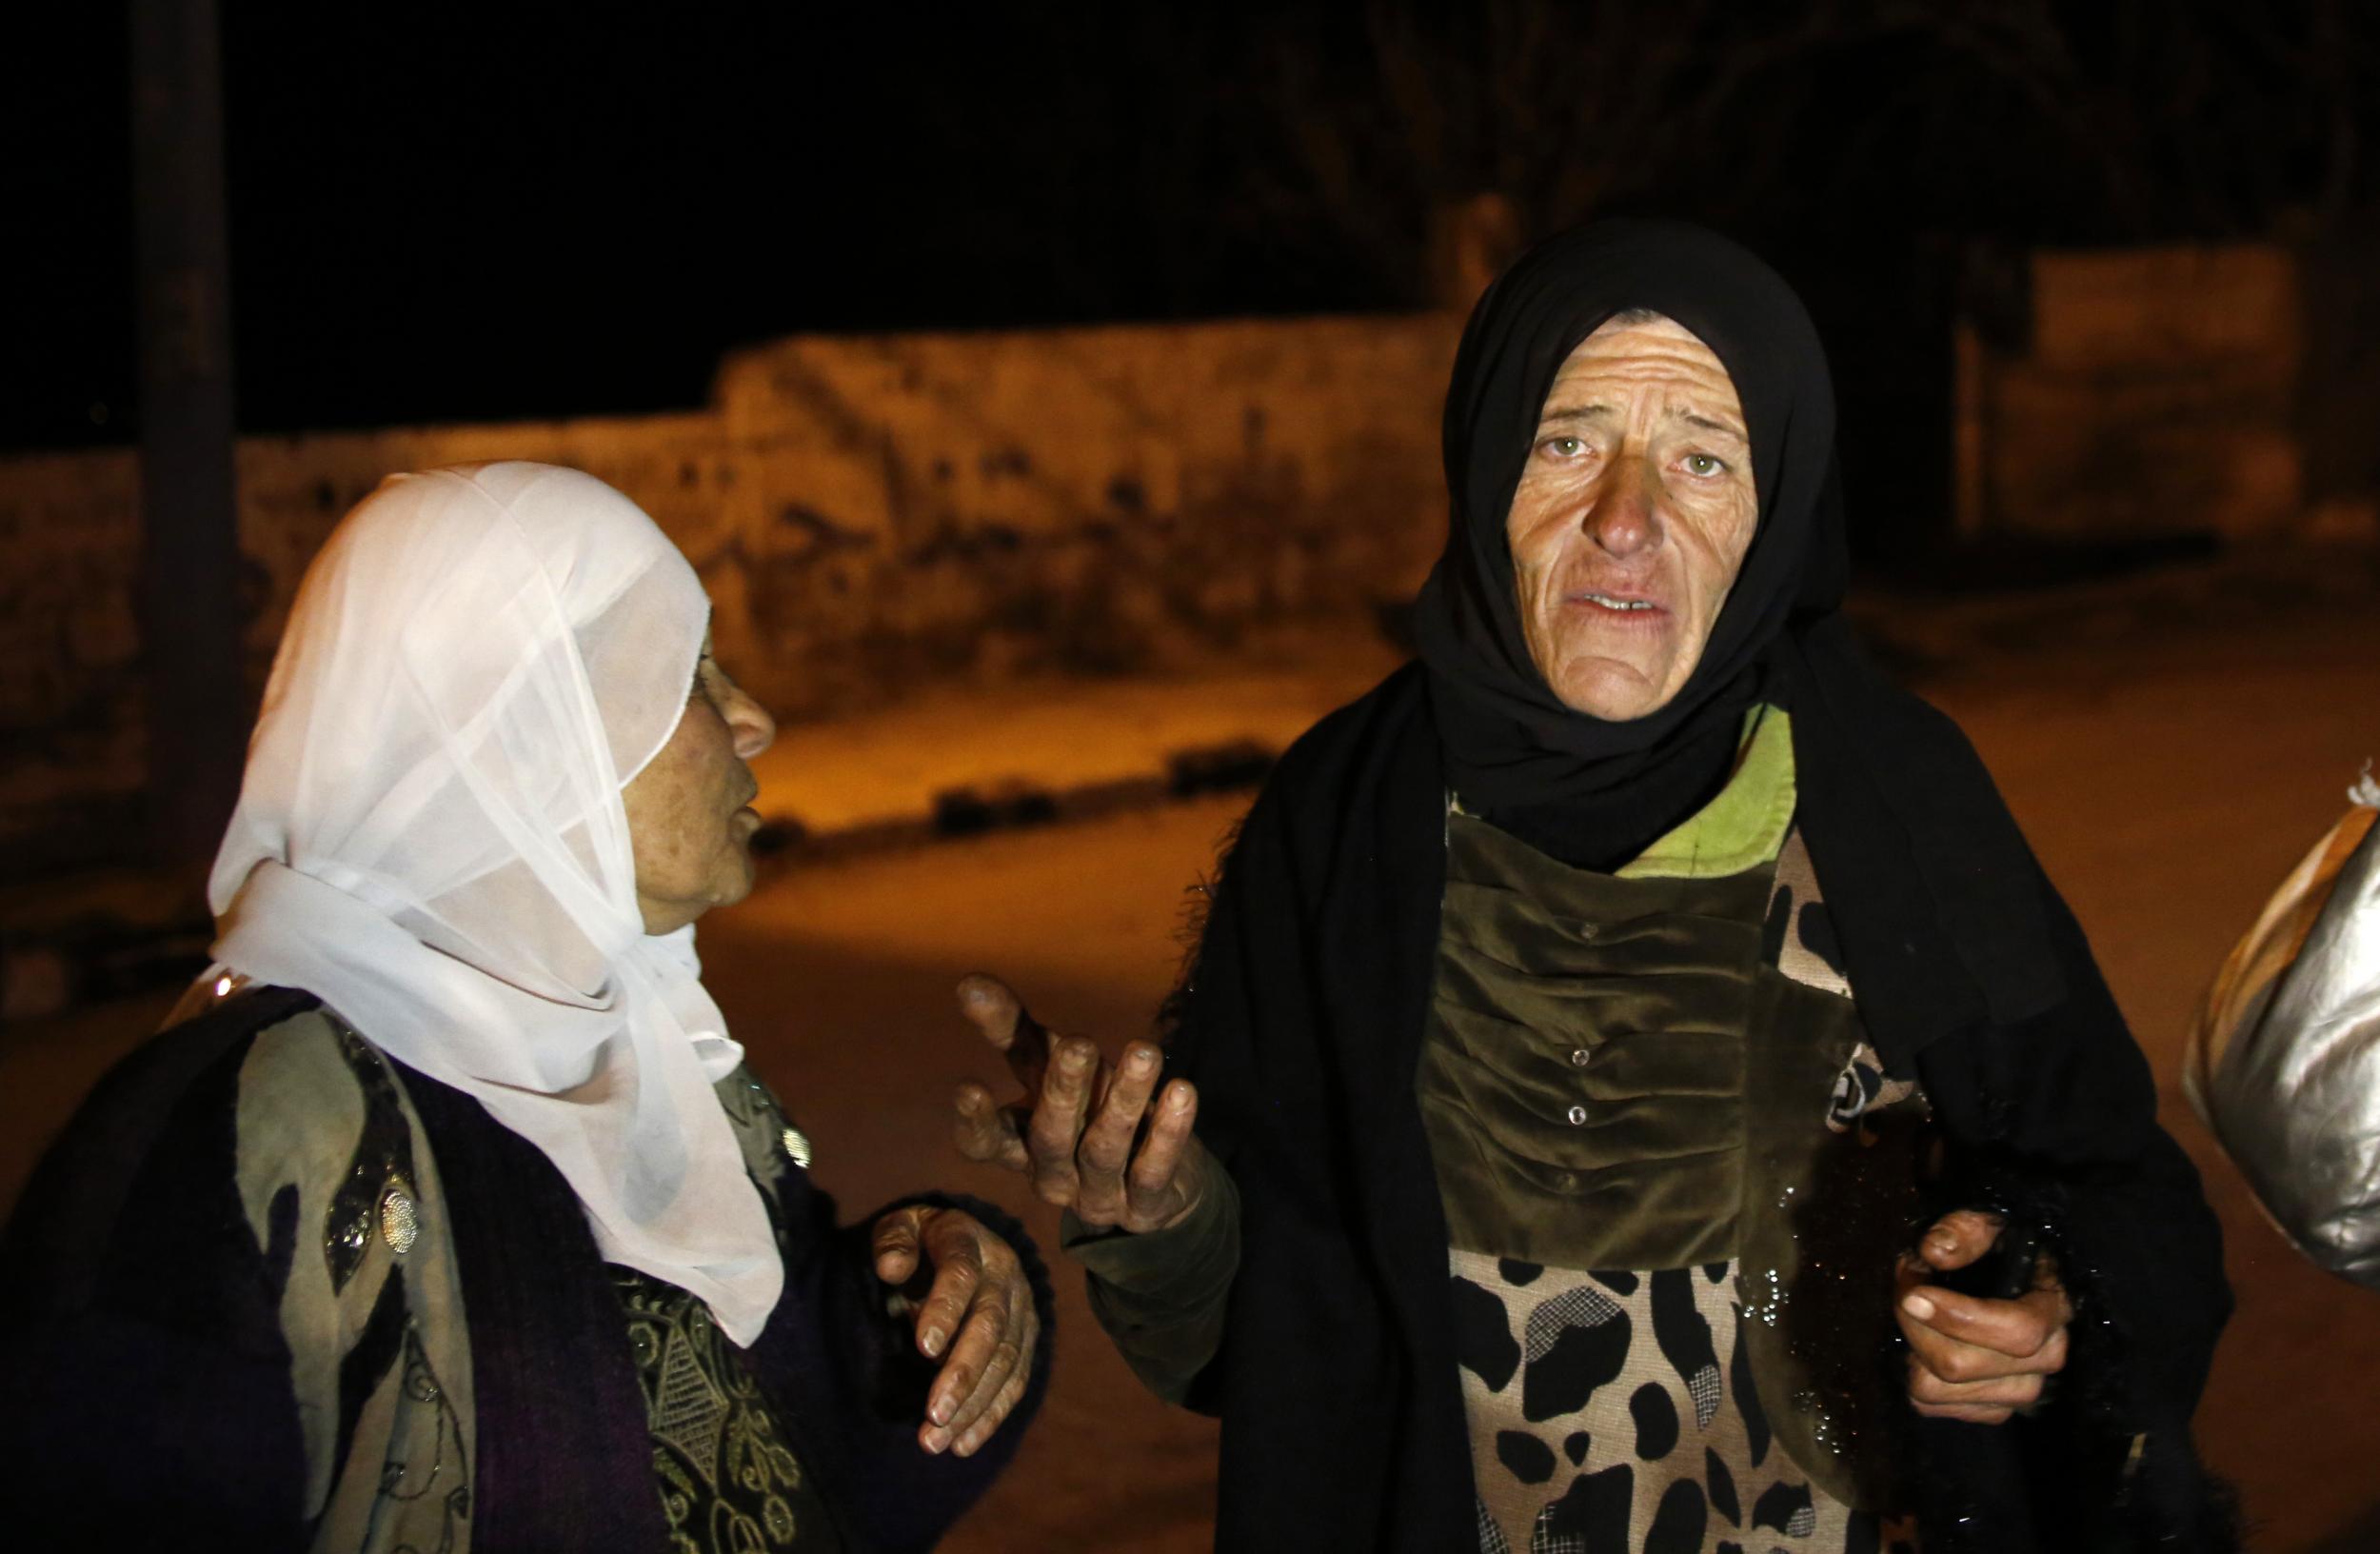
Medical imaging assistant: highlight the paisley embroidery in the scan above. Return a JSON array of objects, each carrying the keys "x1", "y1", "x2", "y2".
[{"x1": 377, "y1": 1323, "x2": 471, "y2": 1554}]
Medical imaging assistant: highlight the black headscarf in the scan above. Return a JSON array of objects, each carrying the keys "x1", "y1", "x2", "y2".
[
  {"x1": 1414, "y1": 218, "x2": 2063, "y2": 1058},
  {"x1": 1159, "y1": 228, "x2": 2228, "y2": 1554}
]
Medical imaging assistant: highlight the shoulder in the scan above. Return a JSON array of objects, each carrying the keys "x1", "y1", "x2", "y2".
[
  {"x1": 1, "y1": 984, "x2": 363, "y2": 1314},
  {"x1": 1271, "y1": 662, "x2": 1431, "y2": 780},
  {"x1": 145, "y1": 986, "x2": 396, "y2": 1186},
  {"x1": 1801, "y1": 622, "x2": 2003, "y2": 787},
  {"x1": 28, "y1": 985, "x2": 342, "y2": 1186},
  {"x1": 21, "y1": 986, "x2": 399, "y2": 1239},
  {"x1": 1250, "y1": 661, "x2": 1437, "y2": 833},
  {"x1": 1195, "y1": 661, "x2": 1444, "y2": 923},
  {"x1": 221, "y1": 998, "x2": 425, "y2": 1258}
]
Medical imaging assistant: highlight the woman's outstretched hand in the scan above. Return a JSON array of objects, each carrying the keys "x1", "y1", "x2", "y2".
[
  {"x1": 950, "y1": 973, "x2": 1214, "y2": 1235},
  {"x1": 870, "y1": 1203, "x2": 1040, "y2": 1458}
]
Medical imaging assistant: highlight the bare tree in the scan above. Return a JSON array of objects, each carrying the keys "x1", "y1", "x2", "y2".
[
  {"x1": 1215, "y1": 0, "x2": 2380, "y2": 305},
  {"x1": 1227, "y1": 0, "x2": 1875, "y2": 300}
]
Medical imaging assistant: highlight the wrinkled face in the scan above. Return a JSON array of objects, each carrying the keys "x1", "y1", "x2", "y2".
[
  {"x1": 620, "y1": 634, "x2": 777, "y2": 935},
  {"x1": 1505, "y1": 312, "x2": 1758, "y2": 720}
]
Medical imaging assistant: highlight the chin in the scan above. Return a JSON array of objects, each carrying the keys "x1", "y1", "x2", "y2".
[
  {"x1": 713, "y1": 867, "x2": 756, "y2": 911},
  {"x1": 1549, "y1": 660, "x2": 1673, "y2": 721}
]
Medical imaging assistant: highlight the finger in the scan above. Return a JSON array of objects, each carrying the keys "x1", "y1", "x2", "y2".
[
  {"x1": 955, "y1": 973, "x2": 1023, "y2": 1049},
  {"x1": 871, "y1": 1206, "x2": 924, "y2": 1285},
  {"x1": 953, "y1": 1081, "x2": 1030, "y2": 1172},
  {"x1": 1899, "y1": 1306, "x2": 2068, "y2": 1386},
  {"x1": 1916, "y1": 1209, "x2": 2004, "y2": 1273},
  {"x1": 1906, "y1": 1353, "x2": 2050, "y2": 1411},
  {"x1": 940, "y1": 1289, "x2": 1023, "y2": 1440},
  {"x1": 1076, "y1": 1043, "x2": 1163, "y2": 1220},
  {"x1": 1124, "y1": 1081, "x2": 1200, "y2": 1230},
  {"x1": 1912, "y1": 1397, "x2": 2021, "y2": 1424},
  {"x1": 914, "y1": 1236, "x2": 982, "y2": 1363},
  {"x1": 922, "y1": 1291, "x2": 1012, "y2": 1447},
  {"x1": 1024, "y1": 1037, "x2": 1100, "y2": 1206},
  {"x1": 1899, "y1": 1285, "x2": 2067, "y2": 1368},
  {"x1": 955, "y1": 1303, "x2": 1040, "y2": 1458},
  {"x1": 957, "y1": 973, "x2": 1052, "y2": 1092},
  {"x1": 924, "y1": 1250, "x2": 1021, "y2": 1447},
  {"x1": 2030, "y1": 1255, "x2": 2076, "y2": 1325},
  {"x1": 955, "y1": 1373, "x2": 1023, "y2": 1458}
]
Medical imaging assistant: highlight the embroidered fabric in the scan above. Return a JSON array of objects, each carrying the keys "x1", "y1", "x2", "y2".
[{"x1": 610, "y1": 1265, "x2": 843, "y2": 1551}]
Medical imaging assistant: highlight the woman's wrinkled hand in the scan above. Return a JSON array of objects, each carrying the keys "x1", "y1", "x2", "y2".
[
  {"x1": 870, "y1": 1203, "x2": 1040, "y2": 1457},
  {"x1": 950, "y1": 973, "x2": 1214, "y2": 1235}
]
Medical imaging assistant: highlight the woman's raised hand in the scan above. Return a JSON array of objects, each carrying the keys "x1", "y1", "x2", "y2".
[{"x1": 951, "y1": 973, "x2": 1212, "y2": 1234}]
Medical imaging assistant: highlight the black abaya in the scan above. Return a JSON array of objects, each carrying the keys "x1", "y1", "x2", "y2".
[{"x1": 1164, "y1": 220, "x2": 2232, "y2": 1551}]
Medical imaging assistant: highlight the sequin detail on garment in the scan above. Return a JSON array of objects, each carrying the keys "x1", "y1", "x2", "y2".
[
  {"x1": 378, "y1": 1179, "x2": 420, "y2": 1255},
  {"x1": 325, "y1": 1020, "x2": 419, "y2": 1292}
]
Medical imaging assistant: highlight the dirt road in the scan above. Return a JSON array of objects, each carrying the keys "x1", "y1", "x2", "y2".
[{"x1": 5, "y1": 591, "x2": 2375, "y2": 1549}]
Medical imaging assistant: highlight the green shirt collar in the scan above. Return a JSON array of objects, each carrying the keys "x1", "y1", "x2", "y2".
[{"x1": 1615, "y1": 705, "x2": 1795, "y2": 880}]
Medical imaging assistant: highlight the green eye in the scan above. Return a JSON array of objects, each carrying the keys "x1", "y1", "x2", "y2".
[
  {"x1": 1685, "y1": 453, "x2": 1726, "y2": 477},
  {"x1": 1542, "y1": 436, "x2": 1586, "y2": 458}
]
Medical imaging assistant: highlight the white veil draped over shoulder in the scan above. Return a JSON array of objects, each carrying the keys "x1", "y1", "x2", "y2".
[{"x1": 208, "y1": 461, "x2": 783, "y2": 1343}]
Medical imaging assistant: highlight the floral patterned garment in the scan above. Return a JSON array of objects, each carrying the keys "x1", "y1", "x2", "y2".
[{"x1": 609, "y1": 1265, "x2": 844, "y2": 1552}]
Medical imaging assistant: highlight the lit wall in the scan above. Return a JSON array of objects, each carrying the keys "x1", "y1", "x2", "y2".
[
  {"x1": 1954, "y1": 245, "x2": 2306, "y2": 544},
  {"x1": 0, "y1": 313, "x2": 1461, "y2": 868}
]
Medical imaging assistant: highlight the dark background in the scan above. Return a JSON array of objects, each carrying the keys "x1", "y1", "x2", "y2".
[
  {"x1": 12, "y1": 1, "x2": 2380, "y2": 554},
  {"x1": 10, "y1": 16, "x2": 2380, "y2": 1544}
]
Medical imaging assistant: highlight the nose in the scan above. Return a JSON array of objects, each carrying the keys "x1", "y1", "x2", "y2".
[
  {"x1": 721, "y1": 676, "x2": 777, "y2": 760},
  {"x1": 1582, "y1": 451, "x2": 1664, "y2": 559}
]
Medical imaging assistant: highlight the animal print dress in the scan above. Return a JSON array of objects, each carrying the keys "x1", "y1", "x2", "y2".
[{"x1": 1421, "y1": 789, "x2": 1925, "y2": 1554}]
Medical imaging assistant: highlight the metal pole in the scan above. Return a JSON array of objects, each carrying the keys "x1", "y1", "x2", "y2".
[{"x1": 129, "y1": 0, "x2": 244, "y2": 870}]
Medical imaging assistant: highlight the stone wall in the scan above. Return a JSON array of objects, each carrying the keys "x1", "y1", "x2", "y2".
[
  {"x1": 14, "y1": 250, "x2": 2342, "y2": 876},
  {"x1": 704, "y1": 317, "x2": 1457, "y2": 713},
  {"x1": 1954, "y1": 245, "x2": 2306, "y2": 544},
  {"x1": 2, "y1": 449, "x2": 146, "y2": 871},
  {"x1": 0, "y1": 313, "x2": 1459, "y2": 872}
]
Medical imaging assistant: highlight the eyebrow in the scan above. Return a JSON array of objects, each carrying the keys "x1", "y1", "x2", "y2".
[
  {"x1": 1537, "y1": 403, "x2": 1748, "y2": 443},
  {"x1": 1537, "y1": 405, "x2": 1615, "y2": 427},
  {"x1": 1676, "y1": 410, "x2": 1748, "y2": 442}
]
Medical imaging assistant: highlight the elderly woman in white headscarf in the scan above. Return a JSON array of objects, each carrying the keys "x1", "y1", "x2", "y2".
[{"x1": 0, "y1": 464, "x2": 1049, "y2": 1553}]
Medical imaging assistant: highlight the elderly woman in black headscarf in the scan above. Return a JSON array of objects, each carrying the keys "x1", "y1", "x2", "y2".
[{"x1": 953, "y1": 221, "x2": 2233, "y2": 1552}]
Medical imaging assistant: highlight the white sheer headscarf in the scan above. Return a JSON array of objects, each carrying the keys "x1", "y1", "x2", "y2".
[{"x1": 208, "y1": 461, "x2": 782, "y2": 1343}]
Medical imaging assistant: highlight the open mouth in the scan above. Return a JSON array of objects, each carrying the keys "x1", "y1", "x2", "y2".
[{"x1": 1570, "y1": 589, "x2": 1665, "y2": 615}]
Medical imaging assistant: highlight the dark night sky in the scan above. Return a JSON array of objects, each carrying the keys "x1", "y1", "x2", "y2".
[
  {"x1": 10, "y1": 3, "x2": 2374, "y2": 458},
  {"x1": 15, "y1": 6, "x2": 1350, "y2": 448}
]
